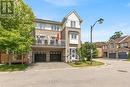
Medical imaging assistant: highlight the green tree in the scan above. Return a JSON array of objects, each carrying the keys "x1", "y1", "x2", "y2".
[
  {"x1": 76, "y1": 44, "x2": 84, "y2": 61},
  {"x1": 128, "y1": 52, "x2": 130, "y2": 61},
  {"x1": 0, "y1": 0, "x2": 35, "y2": 65},
  {"x1": 110, "y1": 31, "x2": 123, "y2": 40},
  {"x1": 77, "y1": 42, "x2": 98, "y2": 61}
]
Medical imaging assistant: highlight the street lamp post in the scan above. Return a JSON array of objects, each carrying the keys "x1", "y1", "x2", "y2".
[{"x1": 90, "y1": 18, "x2": 104, "y2": 64}]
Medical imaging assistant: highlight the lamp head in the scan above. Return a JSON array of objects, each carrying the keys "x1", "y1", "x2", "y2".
[{"x1": 98, "y1": 18, "x2": 104, "y2": 24}]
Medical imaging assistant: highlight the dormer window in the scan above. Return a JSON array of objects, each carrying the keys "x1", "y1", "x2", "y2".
[{"x1": 71, "y1": 21, "x2": 76, "y2": 28}]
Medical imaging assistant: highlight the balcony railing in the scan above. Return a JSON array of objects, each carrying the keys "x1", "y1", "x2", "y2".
[{"x1": 33, "y1": 39, "x2": 66, "y2": 48}]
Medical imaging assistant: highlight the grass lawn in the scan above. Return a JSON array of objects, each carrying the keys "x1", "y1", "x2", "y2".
[
  {"x1": 127, "y1": 59, "x2": 130, "y2": 61},
  {"x1": 0, "y1": 64, "x2": 28, "y2": 72},
  {"x1": 67, "y1": 60, "x2": 104, "y2": 67}
]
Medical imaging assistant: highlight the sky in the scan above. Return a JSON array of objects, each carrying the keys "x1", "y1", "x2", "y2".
[{"x1": 24, "y1": 0, "x2": 130, "y2": 42}]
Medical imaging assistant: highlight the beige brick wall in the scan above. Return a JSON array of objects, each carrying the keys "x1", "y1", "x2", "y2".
[{"x1": 97, "y1": 48, "x2": 103, "y2": 58}]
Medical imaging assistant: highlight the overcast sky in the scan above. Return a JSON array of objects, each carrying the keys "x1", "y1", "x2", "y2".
[{"x1": 24, "y1": 0, "x2": 130, "y2": 42}]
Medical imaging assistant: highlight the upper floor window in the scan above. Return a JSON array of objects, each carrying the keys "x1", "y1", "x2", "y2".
[
  {"x1": 71, "y1": 33, "x2": 77, "y2": 40},
  {"x1": 71, "y1": 21, "x2": 76, "y2": 28},
  {"x1": 36, "y1": 35, "x2": 45, "y2": 44},
  {"x1": 35, "y1": 23, "x2": 45, "y2": 29},
  {"x1": 110, "y1": 43, "x2": 114, "y2": 48},
  {"x1": 103, "y1": 45, "x2": 108, "y2": 49},
  {"x1": 119, "y1": 43, "x2": 128, "y2": 48},
  {"x1": 51, "y1": 25, "x2": 60, "y2": 31}
]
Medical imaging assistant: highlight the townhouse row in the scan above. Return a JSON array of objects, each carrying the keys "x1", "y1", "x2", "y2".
[
  {"x1": 0, "y1": 11, "x2": 82, "y2": 63},
  {"x1": 96, "y1": 36, "x2": 130, "y2": 59}
]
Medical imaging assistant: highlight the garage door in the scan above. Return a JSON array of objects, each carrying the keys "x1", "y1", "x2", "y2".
[
  {"x1": 118, "y1": 52, "x2": 128, "y2": 59},
  {"x1": 34, "y1": 53, "x2": 46, "y2": 62},
  {"x1": 109, "y1": 53, "x2": 116, "y2": 58},
  {"x1": 50, "y1": 51, "x2": 61, "y2": 62}
]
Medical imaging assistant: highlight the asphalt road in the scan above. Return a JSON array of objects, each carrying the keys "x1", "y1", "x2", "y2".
[{"x1": 0, "y1": 59, "x2": 130, "y2": 87}]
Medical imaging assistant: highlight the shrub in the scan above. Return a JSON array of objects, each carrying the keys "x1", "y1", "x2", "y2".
[
  {"x1": 76, "y1": 42, "x2": 98, "y2": 61},
  {"x1": 128, "y1": 52, "x2": 130, "y2": 60}
]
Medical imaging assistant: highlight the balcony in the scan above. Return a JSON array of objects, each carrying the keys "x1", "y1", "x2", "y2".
[{"x1": 32, "y1": 39, "x2": 66, "y2": 48}]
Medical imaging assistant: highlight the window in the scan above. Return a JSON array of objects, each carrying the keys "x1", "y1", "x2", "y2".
[
  {"x1": 57, "y1": 26, "x2": 60, "y2": 31},
  {"x1": 71, "y1": 33, "x2": 77, "y2": 39},
  {"x1": 35, "y1": 23, "x2": 45, "y2": 29},
  {"x1": 37, "y1": 36, "x2": 42, "y2": 44},
  {"x1": 36, "y1": 36, "x2": 45, "y2": 44},
  {"x1": 35, "y1": 23, "x2": 39, "y2": 28},
  {"x1": 110, "y1": 43, "x2": 114, "y2": 48},
  {"x1": 71, "y1": 21, "x2": 76, "y2": 28},
  {"x1": 51, "y1": 25, "x2": 60, "y2": 31},
  {"x1": 120, "y1": 43, "x2": 128, "y2": 48},
  {"x1": 103, "y1": 45, "x2": 108, "y2": 49},
  {"x1": 1, "y1": 1, "x2": 14, "y2": 14},
  {"x1": 70, "y1": 49, "x2": 71, "y2": 55}
]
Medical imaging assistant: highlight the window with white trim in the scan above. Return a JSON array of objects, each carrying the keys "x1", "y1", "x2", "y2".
[
  {"x1": 71, "y1": 21, "x2": 76, "y2": 28},
  {"x1": 71, "y1": 33, "x2": 77, "y2": 40},
  {"x1": 51, "y1": 25, "x2": 60, "y2": 31},
  {"x1": 119, "y1": 43, "x2": 128, "y2": 48},
  {"x1": 35, "y1": 23, "x2": 45, "y2": 29},
  {"x1": 36, "y1": 35, "x2": 45, "y2": 44},
  {"x1": 109, "y1": 43, "x2": 114, "y2": 48}
]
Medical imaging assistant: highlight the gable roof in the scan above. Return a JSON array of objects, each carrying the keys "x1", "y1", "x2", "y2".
[
  {"x1": 119, "y1": 35, "x2": 129, "y2": 43},
  {"x1": 95, "y1": 42, "x2": 107, "y2": 48},
  {"x1": 109, "y1": 36, "x2": 130, "y2": 43},
  {"x1": 35, "y1": 19, "x2": 62, "y2": 25},
  {"x1": 62, "y1": 10, "x2": 83, "y2": 23}
]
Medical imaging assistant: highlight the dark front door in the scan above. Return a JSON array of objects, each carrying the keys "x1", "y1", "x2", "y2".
[
  {"x1": 35, "y1": 53, "x2": 46, "y2": 62},
  {"x1": 118, "y1": 52, "x2": 128, "y2": 59},
  {"x1": 109, "y1": 53, "x2": 116, "y2": 58},
  {"x1": 50, "y1": 51, "x2": 61, "y2": 62}
]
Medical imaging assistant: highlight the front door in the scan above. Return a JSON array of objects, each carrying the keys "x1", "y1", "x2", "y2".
[
  {"x1": 70, "y1": 48, "x2": 77, "y2": 60},
  {"x1": 50, "y1": 51, "x2": 61, "y2": 62}
]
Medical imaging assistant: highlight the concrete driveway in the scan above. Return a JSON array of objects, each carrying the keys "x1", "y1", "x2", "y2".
[
  {"x1": 0, "y1": 59, "x2": 130, "y2": 87},
  {"x1": 27, "y1": 62, "x2": 72, "y2": 71}
]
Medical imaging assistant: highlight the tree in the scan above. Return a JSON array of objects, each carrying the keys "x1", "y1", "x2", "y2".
[
  {"x1": 0, "y1": 28, "x2": 21, "y2": 65},
  {"x1": 0, "y1": 0, "x2": 35, "y2": 65},
  {"x1": 128, "y1": 52, "x2": 130, "y2": 61},
  {"x1": 76, "y1": 42, "x2": 98, "y2": 61},
  {"x1": 110, "y1": 31, "x2": 123, "y2": 40},
  {"x1": 76, "y1": 44, "x2": 83, "y2": 61}
]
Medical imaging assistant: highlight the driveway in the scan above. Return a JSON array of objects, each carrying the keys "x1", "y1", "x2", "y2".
[
  {"x1": 27, "y1": 62, "x2": 72, "y2": 71},
  {"x1": 0, "y1": 59, "x2": 130, "y2": 87}
]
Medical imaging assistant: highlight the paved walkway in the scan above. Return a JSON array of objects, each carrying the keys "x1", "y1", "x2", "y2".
[{"x1": 0, "y1": 59, "x2": 130, "y2": 87}]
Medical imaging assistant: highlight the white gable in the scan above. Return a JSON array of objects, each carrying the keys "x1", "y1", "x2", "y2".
[
  {"x1": 67, "y1": 13, "x2": 80, "y2": 22},
  {"x1": 64, "y1": 12, "x2": 81, "y2": 28}
]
